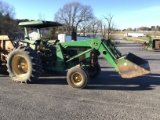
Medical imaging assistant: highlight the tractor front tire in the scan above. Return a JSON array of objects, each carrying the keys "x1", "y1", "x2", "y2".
[
  {"x1": 7, "y1": 46, "x2": 42, "y2": 83},
  {"x1": 67, "y1": 66, "x2": 90, "y2": 89}
]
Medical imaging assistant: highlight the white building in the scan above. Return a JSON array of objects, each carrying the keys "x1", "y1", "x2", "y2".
[{"x1": 124, "y1": 32, "x2": 144, "y2": 37}]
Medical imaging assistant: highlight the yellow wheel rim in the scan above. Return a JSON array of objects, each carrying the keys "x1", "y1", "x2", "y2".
[
  {"x1": 11, "y1": 55, "x2": 28, "y2": 77},
  {"x1": 71, "y1": 72, "x2": 83, "y2": 86}
]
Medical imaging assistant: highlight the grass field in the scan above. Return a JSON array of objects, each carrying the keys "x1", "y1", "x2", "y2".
[{"x1": 113, "y1": 31, "x2": 160, "y2": 43}]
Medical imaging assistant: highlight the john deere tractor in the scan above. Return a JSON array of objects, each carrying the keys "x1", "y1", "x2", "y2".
[
  {"x1": 5, "y1": 20, "x2": 150, "y2": 89},
  {"x1": 142, "y1": 36, "x2": 160, "y2": 50}
]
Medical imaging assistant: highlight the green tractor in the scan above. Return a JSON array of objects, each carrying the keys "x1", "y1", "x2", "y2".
[
  {"x1": 6, "y1": 20, "x2": 150, "y2": 89},
  {"x1": 142, "y1": 36, "x2": 160, "y2": 50}
]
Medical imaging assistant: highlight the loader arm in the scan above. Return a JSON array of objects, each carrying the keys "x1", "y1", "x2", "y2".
[
  {"x1": 61, "y1": 39, "x2": 122, "y2": 71},
  {"x1": 61, "y1": 38, "x2": 150, "y2": 78}
]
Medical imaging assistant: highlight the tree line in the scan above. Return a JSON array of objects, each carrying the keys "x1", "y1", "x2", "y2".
[
  {"x1": 1, "y1": 0, "x2": 159, "y2": 40},
  {"x1": 125, "y1": 26, "x2": 160, "y2": 32},
  {"x1": 0, "y1": 1, "x2": 31, "y2": 36},
  {"x1": 54, "y1": 1, "x2": 115, "y2": 39},
  {"x1": 0, "y1": 0, "x2": 16, "y2": 35},
  {"x1": 0, "y1": 1, "x2": 116, "y2": 39}
]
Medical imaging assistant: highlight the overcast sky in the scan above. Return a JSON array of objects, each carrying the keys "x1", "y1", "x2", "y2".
[{"x1": 4, "y1": 0, "x2": 160, "y2": 29}]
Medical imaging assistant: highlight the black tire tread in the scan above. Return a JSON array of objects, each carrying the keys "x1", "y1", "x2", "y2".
[
  {"x1": 67, "y1": 66, "x2": 90, "y2": 89},
  {"x1": 7, "y1": 46, "x2": 43, "y2": 83}
]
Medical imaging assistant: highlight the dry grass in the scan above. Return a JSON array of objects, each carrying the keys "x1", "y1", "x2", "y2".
[{"x1": 113, "y1": 31, "x2": 160, "y2": 43}]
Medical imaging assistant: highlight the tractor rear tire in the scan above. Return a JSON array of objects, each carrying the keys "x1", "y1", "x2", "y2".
[
  {"x1": 67, "y1": 66, "x2": 90, "y2": 89},
  {"x1": 6, "y1": 46, "x2": 42, "y2": 83}
]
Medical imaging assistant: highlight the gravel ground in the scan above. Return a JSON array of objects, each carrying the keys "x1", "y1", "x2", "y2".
[{"x1": 0, "y1": 43, "x2": 160, "y2": 120}]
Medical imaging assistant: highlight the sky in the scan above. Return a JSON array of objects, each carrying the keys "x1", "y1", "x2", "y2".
[{"x1": 3, "y1": 0, "x2": 160, "y2": 29}]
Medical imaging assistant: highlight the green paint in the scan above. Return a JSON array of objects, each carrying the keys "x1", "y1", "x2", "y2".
[{"x1": 17, "y1": 20, "x2": 150, "y2": 78}]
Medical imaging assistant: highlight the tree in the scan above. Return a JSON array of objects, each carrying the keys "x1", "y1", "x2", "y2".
[
  {"x1": 156, "y1": 25, "x2": 160, "y2": 31},
  {"x1": 0, "y1": 0, "x2": 15, "y2": 18},
  {"x1": 137, "y1": 26, "x2": 149, "y2": 31},
  {"x1": 79, "y1": 18, "x2": 90, "y2": 36},
  {"x1": 89, "y1": 17, "x2": 101, "y2": 38},
  {"x1": 54, "y1": 1, "x2": 93, "y2": 34},
  {"x1": 0, "y1": 0, "x2": 16, "y2": 35},
  {"x1": 151, "y1": 26, "x2": 156, "y2": 31},
  {"x1": 42, "y1": 27, "x2": 58, "y2": 39},
  {"x1": 100, "y1": 13, "x2": 116, "y2": 39},
  {"x1": 100, "y1": 20, "x2": 107, "y2": 38},
  {"x1": 126, "y1": 27, "x2": 132, "y2": 31},
  {"x1": 104, "y1": 13, "x2": 115, "y2": 39}
]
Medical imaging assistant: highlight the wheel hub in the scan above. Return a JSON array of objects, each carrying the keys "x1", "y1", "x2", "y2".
[
  {"x1": 12, "y1": 55, "x2": 28, "y2": 76},
  {"x1": 71, "y1": 72, "x2": 82, "y2": 85}
]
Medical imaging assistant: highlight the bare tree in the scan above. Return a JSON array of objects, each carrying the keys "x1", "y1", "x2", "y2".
[
  {"x1": 0, "y1": 0, "x2": 15, "y2": 18},
  {"x1": 100, "y1": 13, "x2": 116, "y2": 39},
  {"x1": 104, "y1": 13, "x2": 115, "y2": 39},
  {"x1": 89, "y1": 17, "x2": 101, "y2": 38},
  {"x1": 100, "y1": 20, "x2": 107, "y2": 39},
  {"x1": 79, "y1": 17, "x2": 92, "y2": 36},
  {"x1": 126, "y1": 27, "x2": 133, "y2": 31},
  {"x1": 79, "y1": 21, "x2": 87, "y2": 36},
  {"x1": 0, "y1": 0, "x2": 16, "y2": 35},
  {"x1": 137, "y1": 26, "x2": 150, "y2": 31},
  {"x1": 54, "y1": 1, "x2": 93, "y2": 34}
]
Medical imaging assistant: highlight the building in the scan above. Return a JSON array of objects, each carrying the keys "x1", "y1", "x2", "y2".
[{"x1": 124, "y1": 32, "x2": 144, "y2": 37}]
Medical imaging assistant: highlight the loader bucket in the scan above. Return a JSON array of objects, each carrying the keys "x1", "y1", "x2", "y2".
[{"x1": 117, "y1": 53, "x2": 150, "y2": 78}]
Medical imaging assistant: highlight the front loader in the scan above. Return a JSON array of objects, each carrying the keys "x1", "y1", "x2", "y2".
[
  {"x1": 6, "y1": 20, "x2": 150, "y2": 89},
  {"x1": 142, "y1": 36, "x2": 160, "y2": 50}
]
